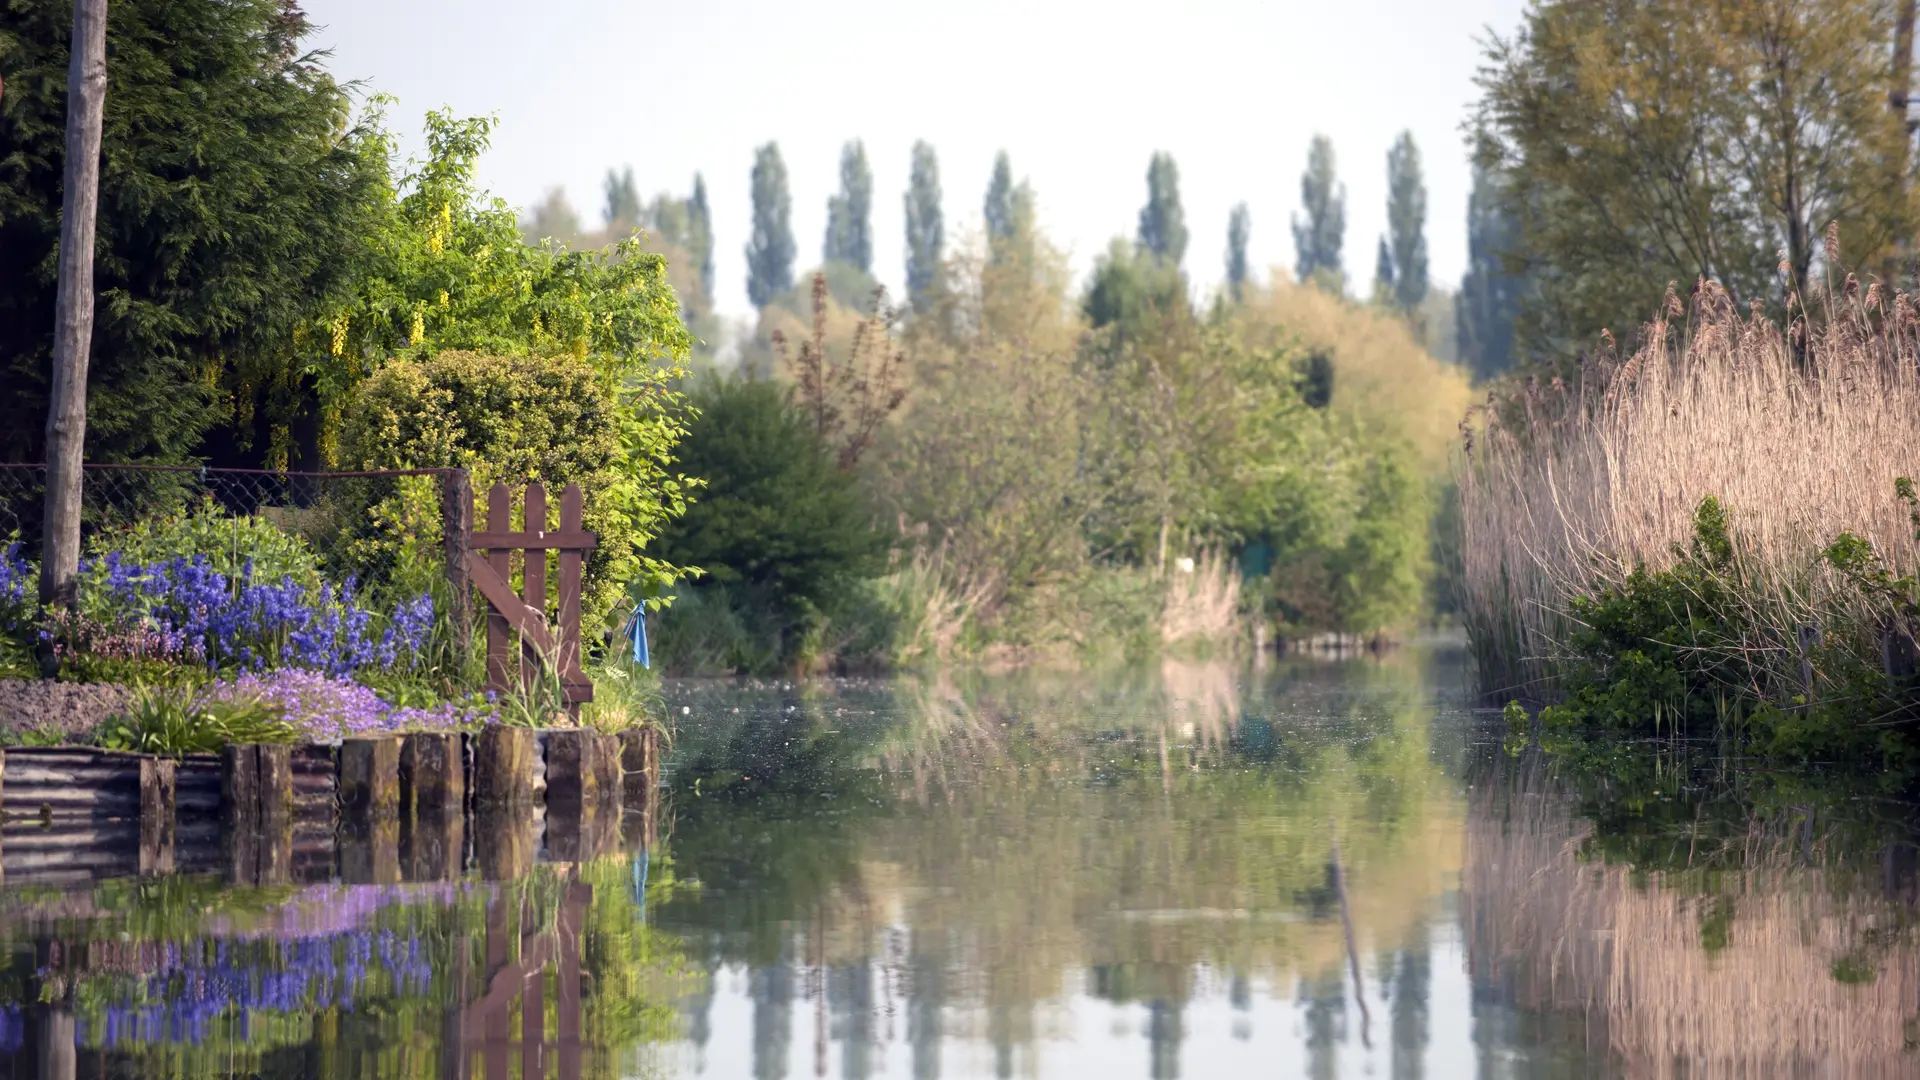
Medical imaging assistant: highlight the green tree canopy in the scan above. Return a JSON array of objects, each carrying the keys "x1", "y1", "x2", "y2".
[
  {"x1": 603, "y1": 165, "x2": 641, "y2": 230},
  {"x1": 984, "y1": 151, "x2": 1015, "y2": 246},
  {"x1": 1225, "y1": 203, "x2": 1251, "y2": 302},
  {"x1": 0, "y1": 0, "x2": 387, "y2": 465},
  {"x1": 824, "y1": 139, "x2": 874, "y2": 273},
  {"x1": 746, "y1": 142, "x2": 795, "y2": 308},
  {"x1": 1473, "y1": 0, "x2": 1913, "y2": 355},
  {"x1": 1386, "y1": 131, "x2": 1429, "y2": 314},
  {"x1": 905, "y1": 140, "x2": 944, "y2": 312},
  {"x1": 1456, "y1": 161, "x2": 1526, "y2": 381},
  {"x1": 654, "y1": 376, "x2": 889, "y2": 622},
  {"x1": 1292, "y1": 135, "x2": 1347, "y2": 292},
  {"x1": 1137, "y1": 151, "x2": 1189, "y2": 267}
]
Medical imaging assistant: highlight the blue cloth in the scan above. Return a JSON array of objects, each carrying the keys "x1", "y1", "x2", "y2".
[{"x1": 624, "y1": 603, "x2": 650, "y2": 668}]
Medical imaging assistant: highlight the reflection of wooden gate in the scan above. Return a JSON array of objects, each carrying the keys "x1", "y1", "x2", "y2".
[
  {"x1": 441, "y1": 883, "x2": 592, "y2": 1080},
  {"x1": 466, "y1": 483, "x2": 596, "y2": 705}
]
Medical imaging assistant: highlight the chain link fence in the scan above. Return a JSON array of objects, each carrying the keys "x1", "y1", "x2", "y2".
[{"x1": 0, "y1": 464, "x2": 473, "y2": 628}]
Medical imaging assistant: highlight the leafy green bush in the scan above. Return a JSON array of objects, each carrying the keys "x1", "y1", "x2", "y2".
[
  {"x1": 84, "y1": 499, "x2": 323, "y2": 588},
  {"x1": 651, "y1": 376, "x2": 890, "y2": 671},
  {"x1": 1536, "y1": 490, "x2": 1920, "y2": 766},
  {"x1": 340, "y1": 349, "x2": 678, "y2": 632}
]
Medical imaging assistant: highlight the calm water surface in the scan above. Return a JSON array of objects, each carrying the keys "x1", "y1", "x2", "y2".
[{"x1": 0, "y1": 646, "x2": 1915, "y2": 1078}]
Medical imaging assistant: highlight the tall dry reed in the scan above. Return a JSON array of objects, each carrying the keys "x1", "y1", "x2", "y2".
[{"x1": 1457, "y1": 279, "x2": 1920, "y2": 698}]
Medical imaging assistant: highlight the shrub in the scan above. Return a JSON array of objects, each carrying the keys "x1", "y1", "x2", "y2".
[
  {"x1": 339, "y1": 349, "x2": 688, "y2": 632},
  {"x1": 85, "y1": 500, "x2": 322, "y2": 590},
  {"x1": 652, "y1": 376, "x2": 889, "y2": 666},
  {"x1": 98, "y1": 683, "x2": 298, "y2": 756}
]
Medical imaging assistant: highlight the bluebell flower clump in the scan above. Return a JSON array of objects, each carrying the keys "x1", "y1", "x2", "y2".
[
  {"x1": 92, "y1": 553, "x2": 434, "y2": 676},
  {"x1": 0, "y1": 542, "x2": 32, "y2": 630}
]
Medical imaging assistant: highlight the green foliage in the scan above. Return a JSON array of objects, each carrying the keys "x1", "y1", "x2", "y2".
[
  {"x1": 1292, "y1": 135, "x2": 1347, "y2": 292},
  {"x1": 652, "y1": 377, "x2": 890, "y2": 668},
  {"x1": 824, "y1": 140, "x2": 874, "y2": 273},
  {"x1": 1472, "y1": 0, "x2": 1911, "y2": 357},
  {"x1": 339, "y1": 349, "x2": 681, "y2": 629},
  {"x1": 1225, "y1": 203, "x2": 1251, "y2": 302},
  {"x1": 83, "y1": 500, "x2": 323, "y2": 589},
  {"x1": 0, "y1": 0, "x2": 387, "y2": 464},
  {"x1": 1455, "y1": 160, "x2": 1525, "y2": 381},
  {"x1": 747, "y1": 142, "x2": 796, "y2": 308},
  {"x1": 1136, "y1": 152, "x2": 1189, "y2": 267},
  {"x1": 1385, "y1": 131, "x2": 1429, "y2": 315},
  {"x1": 1084, "y1": 239, "x2": 1187, "y2": 333},
  {"x1": 984, "y1": 151, "x2": 1016, "y2": 245},
  {"x1": 603, "y1": 165, "x2": 642, "y2": 228},
  {"x1": 905, "y1": 141, "x2": 944, "y2": 311},
  {"x1": 98, "y1": 683, "x2": 297, "y2": 756},
  {"x1": 1536, "y1": 490, "x2": 1920, "y2": 766}
]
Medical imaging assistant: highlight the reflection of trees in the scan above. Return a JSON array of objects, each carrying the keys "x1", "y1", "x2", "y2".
[
  {"x1": 659, "y1": 653, "x2": 1466, "y2": 1077},
  {"x1": 1464, "y1": 747, "x2": 1920, "y2": 1077}
]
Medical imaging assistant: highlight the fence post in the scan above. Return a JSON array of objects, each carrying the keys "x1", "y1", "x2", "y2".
[{"x1": 442, "y1": 468, "x2": 472, "y2": 658}]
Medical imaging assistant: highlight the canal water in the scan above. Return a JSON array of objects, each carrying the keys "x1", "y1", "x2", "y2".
[{"x1": 0, "y1": 645, "x2": 1915, "y2": 1078}]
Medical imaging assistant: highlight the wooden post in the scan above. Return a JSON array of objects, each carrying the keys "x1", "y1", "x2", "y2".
[
  {"x1": 138, "y1": 756, "x2": 174, "y2": 875},
  {"x1": 220, "y1": 744, "x2": 259, "y2": 826},
  {"x1": 257, "y1": 743, "x2": 293, "y2": 817},
  {"x1": 38, "y1": 0, "x2": 110, "y2": 610},
  {"x1": 486, "y1": 484, "x2": 512, "y2": 691},
  {"x1": 339, "y1": 737, "x2": 401, "y2": 818},
  {"x1": 543, "y1": 729, "x2": 598, "y2": 810},
  {"x1": 522, "y1": 483, "x2": 547, "y2": 691},
  {"x1": 442, "y1": 468, "x2": 473, "y2": 657},
  {"x1": 558, "y1": 484, "x2": 586, "y2": 699},
  {"x1": 617, "y1": 728, "x2": 655, "y2": 810},
  {"x1": 339, "y1": 818, "x2": 401, "y2": 885},
  {"x1": 400, "y1": 732, "x2": 465, "y2": 815},
  {"x1": 473, "y1": 726, "x2": 533, "y2": 808},
  {"x1": 401, "y1": 810, "x2": 465, "y2": 882},
  {"x1": 475, "y1": 807, "x2": 534, "y2": 880}
]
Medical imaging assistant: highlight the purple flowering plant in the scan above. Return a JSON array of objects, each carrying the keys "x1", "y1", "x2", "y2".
[
  {"x1": 196, "y1": 669, "x2": 493, "y2": 742},
  {"x1": 75, "y1": 552, "x2": 436, "y2": 678}
]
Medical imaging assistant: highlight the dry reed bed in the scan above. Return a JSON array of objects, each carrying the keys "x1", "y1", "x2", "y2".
[
  {"x1": 1465, "y1": 763, "x2": 1920, "y2": 1078},
  {"x1": 1458, "y1": 282, "x2": 1920, "y2": 696}
]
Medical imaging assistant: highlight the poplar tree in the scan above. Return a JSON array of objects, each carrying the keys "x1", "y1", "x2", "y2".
[
  {"x1": 904, "y1": 140, "x2": 944, "y2": 310},
  {"x1": 746, "y1": 142, "x2": 795, "y2": 309},
  {"x1": 1386, "y1": 131, "x2": 1429, "y2": 314},
  {"x1": 689, "y1": 172, "x2": 715, "y2": 305},
  {"x1": 1136, "y1": 151, "x2": 1189, "y2": 266},
  {"x1": 603, "y1": 166, "x2": 641, "y2": 229},
  {"x1": 984, "y1": 151, "x2": 1015, "y2": 245},
  {"x1": 1225, "y1": 202, "x2": 1251, "y2": 301},
  {"x1": 1456, "y1": 162, "x2": 1525, "y2": 381},
  {"x1": 1373, "y1": 236, "x2": 1396, "y2": 303},
  {"x1": 824, "y1": 139, "x2": 874, "y2": 272},
  {"x1": 1292, "y1": 135, "x2": 1346, "y2": 290}
]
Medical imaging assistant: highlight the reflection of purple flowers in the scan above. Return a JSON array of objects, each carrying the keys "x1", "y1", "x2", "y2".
[
  {"x1": 66, "y1": 882, "x2": 488, "y2": 1049},
  {"x1": 93, "y1": 553, "x2": 432, "y2": 676},
  {"x1": 198, "y1": 670, "x2": 492, "y2": 741}
]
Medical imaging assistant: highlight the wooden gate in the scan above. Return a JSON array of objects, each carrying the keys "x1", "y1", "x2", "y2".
[{"x1": 466, "y1": 483, "x2": 595, "y2": 706}]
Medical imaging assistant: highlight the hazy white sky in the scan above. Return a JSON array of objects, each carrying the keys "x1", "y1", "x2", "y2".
[{"x1": 302, "y1": 0, "x2": 1529, "y2": 319}]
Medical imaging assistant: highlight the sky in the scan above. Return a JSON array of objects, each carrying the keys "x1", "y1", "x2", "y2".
[{"x1": 301, "y1": 0, "x2": 1530, "y2": 320}]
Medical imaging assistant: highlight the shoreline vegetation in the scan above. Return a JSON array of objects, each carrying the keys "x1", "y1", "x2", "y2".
[{"x1": 1462, "y1": 279, "x2": 1920, "y2": 763}]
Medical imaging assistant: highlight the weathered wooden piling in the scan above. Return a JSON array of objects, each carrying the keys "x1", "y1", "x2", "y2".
[
  {"x1": 475, "y1": 807, "x2": 535, "y2": 880},
  {"x1": 400, "y1": 732, "x2": 464, "y2": 814},
  {"x1": 137, "y1": 756, "x2": 175, "y2": 876},
  {"x1": 543, "y1": 728, "x2": 607, "y2": 809},
  {"x1": 401, "y1": 810, "x2": 466, "y2": 882},
  {"x1": 221, "y1": 743, "x2": 293, "y2": 824},
  {"x1": 225, "y1": 813, "x2": 293, "y2": 887},
  {"x1": 339, "y1": 736, "x2": 401, "y2": 818},
  {"x1": 617, "y1": 727, "x2": 657, "y2": 809},
  {"x1": 473, "y1": 726, "x2": 534, "y2": 808}
]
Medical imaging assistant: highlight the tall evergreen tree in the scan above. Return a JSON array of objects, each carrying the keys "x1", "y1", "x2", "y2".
[
  {"x1": 746, "y1": 142, "x2": 795, "y2": 309},
  {"x1": 1373, "y1": 236, "x2": 1396, "y2": 302},
  {"x1": 984, "y1": 151, "x2": 1015, "y2": 244},
  {"x1": 0, "y1": 0, "x2": 387, "y2": 465},
  {"x1": 1291, "y1": 135, "x2": 1346, "y2": 290},
  {"x1": 904, "y1": 140, "x2": 944, "y2": 311},
  {"x1": 1136, "y1": 151, "x2": 1189, "y2": 266},
  {"x1": 603, "y1": 166, "x2": 641, "y2": 229},
  {"x1": 689, "y1": 172, "x2": 715, "y2": 305},
  {"x1": 1456, "y1": 161, "x2": 1525, "y2": 381},
  {"x1": 1386, "y1": 131, "x2": 1429, "y2": 314},
  {"x1": 824, "y1": 139, "x2": 874, "y2": 272},
  {"x1": 1225, "y1": 202, "x2": 1251, "y2": 301}
]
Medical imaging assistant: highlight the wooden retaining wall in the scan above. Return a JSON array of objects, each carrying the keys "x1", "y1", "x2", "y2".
[{"x1": 0, "y1": 726, "x2": 658, "y2": 885}]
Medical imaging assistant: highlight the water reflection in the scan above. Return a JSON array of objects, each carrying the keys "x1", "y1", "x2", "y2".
[{"x1": 0, "y1": 650, "x2": 1912, "y2": 1077}]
